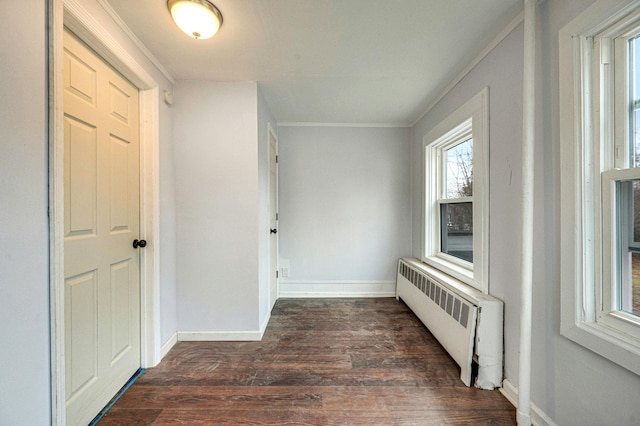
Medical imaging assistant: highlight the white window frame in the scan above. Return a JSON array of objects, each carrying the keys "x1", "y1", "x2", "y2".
[
  {"x1": 437, "y1": 125, "x2": 474, "y2": 268},
  {"x1": 560, "y1": 0, "x2": 640, "y2": 376},
  {"x1": 423, "y1": 88, "x2": 489, "y2": 293}
]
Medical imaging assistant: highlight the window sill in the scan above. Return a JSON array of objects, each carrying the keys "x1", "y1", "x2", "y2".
[
  {"x1": 422, "y1": 255, "x2": 481, "y2": 292},
  {"x1": 561, "y1": 318, "x2": 640, "y2": 376}
]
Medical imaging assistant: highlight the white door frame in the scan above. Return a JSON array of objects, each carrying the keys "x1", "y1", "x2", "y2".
[
  {"x1": 49, "y1": 0, "x2": 161, "y2": 424},
  {"x1": 267, "y1": 123, "x2": 279, "y2": 306}
]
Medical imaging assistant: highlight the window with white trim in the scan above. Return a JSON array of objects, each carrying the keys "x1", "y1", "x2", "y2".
[
  {"x1": 560, "y1": 0, "x2": 640, "y2": 375},
  {"x1": 423, "y1": 88, "x2": 488, "y2": 293}
]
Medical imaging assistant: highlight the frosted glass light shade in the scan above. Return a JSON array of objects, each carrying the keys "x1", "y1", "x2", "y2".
[{"x1": 168, "y1": 0, "x2": 223, "y2": 40}]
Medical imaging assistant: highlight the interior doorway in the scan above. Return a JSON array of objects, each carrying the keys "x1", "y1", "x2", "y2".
[{"x1": 268, "y1": 125, "x2": 279, "y2": 311}]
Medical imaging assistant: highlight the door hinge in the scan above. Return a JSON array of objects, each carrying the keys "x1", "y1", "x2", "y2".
[
  {"x1": 276, "y1": 270, "x2": 279, "y2": 278},
  {"x1": 276, "y1": 155, "x2": 278, "y2": 164},
  {"x1": 276, "y1": 213, "x2": 279, "y2": 221}
]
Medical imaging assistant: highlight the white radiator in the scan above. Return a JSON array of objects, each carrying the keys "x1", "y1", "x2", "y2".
[{"x1": 396, "y1": 258, "x2": 503, "y2": 389}]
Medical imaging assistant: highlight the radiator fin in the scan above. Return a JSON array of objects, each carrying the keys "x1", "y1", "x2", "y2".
[{"x1": 400, "y1": 260, "x2": 471, "y2": 329}]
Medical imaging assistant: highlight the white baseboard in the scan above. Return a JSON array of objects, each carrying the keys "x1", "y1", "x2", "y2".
[
  {"x1": 172, "y1": 314, "x2": 272, "y2": 344},
  {"x1": 259, "y1": 310, "x2": 271, "y2": 339},
  {"x1": 500, "y1": 379, "x2": 557, "y2": 426},
  {"x1": 160, "y1": 332, "x2": 178, "y2": 359},
  {"x1": 279, "y1": 280, "x2": 396, "y2": 298},
  {"x1": 177, "y1": 330, "x2": 263, "y2": 342}
]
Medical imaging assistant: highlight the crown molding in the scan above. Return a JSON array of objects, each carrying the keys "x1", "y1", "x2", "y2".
[{"x1": 95, "y1": 0, "x2": 175, "y2": 85}]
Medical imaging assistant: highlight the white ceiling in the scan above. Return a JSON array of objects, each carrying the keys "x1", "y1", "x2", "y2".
[{"x1": 105, "y1": 0, "x2": 522, "y2": 124}]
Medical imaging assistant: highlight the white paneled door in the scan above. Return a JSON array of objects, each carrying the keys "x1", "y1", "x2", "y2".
[
  {"x1": 63, "y1": 29, "x2": 141, "y2": 426},
  {"x1": 269, "y1": 130, "x2": 279, "y2": 310}
]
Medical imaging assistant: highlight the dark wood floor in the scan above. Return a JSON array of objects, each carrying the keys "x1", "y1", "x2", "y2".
[{"x1": 99, "y1": 298, "x2": 516, "y2": 425}]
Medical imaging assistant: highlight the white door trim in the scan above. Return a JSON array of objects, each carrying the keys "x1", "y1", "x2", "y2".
[{"x1": 49, "y1": 1, "x2": 161, "y2": 424}]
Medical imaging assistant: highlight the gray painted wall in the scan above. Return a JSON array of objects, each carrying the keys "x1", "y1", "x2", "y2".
[
  {"x1": 0, "y1": 1, "x2": 50, "y2": 424},
  {"x1": 158, "y1": 80, "x2": 177, "y2": 346},
  {"x1": 278, "y1": 126, "x2": 412, "y2": 284},
  {"x1": 173, "y1": 81, "x2": 261, "y2": 333},
  {"x1": 172, "y1": 81, "x2": 277, "y2": 335}
]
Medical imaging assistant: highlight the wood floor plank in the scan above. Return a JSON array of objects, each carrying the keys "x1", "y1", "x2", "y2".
[
  {"x1": 98, "y1": 408, "x2": 162, "y2": 425},
  {"x1": 250, "y1": 366, "x2": 462, "y2": 387},
  {"x1": 98, "y1": 298, "x2": 515, "y2": 425},
  {"x1": 114, "y1": 385, "x2": 324, "y2": 410},
  {"x1": 111, "y1": 409, "x2": 518, "y2": 425},
  {"x1": 151, "y1": 408, "x2": 517, "y2": 425},
  {"x1": 320, "y1": 386, "x2": 514, "y2": 411}
]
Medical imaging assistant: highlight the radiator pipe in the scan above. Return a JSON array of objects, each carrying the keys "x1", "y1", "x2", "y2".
[{"x1": 517, "y1": 0, "x2": 536, "y2": 425}]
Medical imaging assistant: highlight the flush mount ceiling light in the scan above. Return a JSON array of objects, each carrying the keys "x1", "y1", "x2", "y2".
[{"x1": 167, "y1": 0, "x2": 223, "y2": 40}]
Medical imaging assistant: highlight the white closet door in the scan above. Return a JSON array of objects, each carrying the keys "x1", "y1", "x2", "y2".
[{"x1": 63, "y1": 28, "x2": 141, "y2": 426}]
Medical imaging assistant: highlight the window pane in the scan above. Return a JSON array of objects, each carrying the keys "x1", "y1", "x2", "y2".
[
  {"x1": 629, "y1": 36, "x2": 640, "y2": 167},
  {"x1": 617, "y1": 180, "x2": 640, "y2": 317},
  {"x1": 619, "y1": 180, "x2": 640, "y2": 244},
  {"x1": 634, "y1": 109, "x2": 640, "y2": 168},
  {"x1": 620, "y1": 37, "x2": 640, "y2": 316},
  {"x1": 444, "y1": 138, "x2": 473, "y2": 198},
  {"x1": 440, "y1": 202, "x2": 473, "y2": 262},
  {"x1": 627, "y1": 252, "x2": 640, "y2": 317},
  {"x1": 631, "y1": 36, "x2": 640, "y2": 102}
]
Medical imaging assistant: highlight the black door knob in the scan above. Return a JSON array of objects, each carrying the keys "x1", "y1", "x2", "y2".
[
  {"x1": 133, "y1": 239, "x2": 147, "y2": 249},
  {"x1": 270, "y1": 229, "x2": 277, "y2": 234}
]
